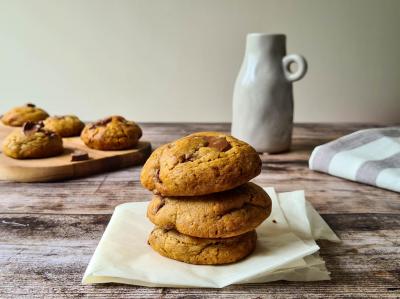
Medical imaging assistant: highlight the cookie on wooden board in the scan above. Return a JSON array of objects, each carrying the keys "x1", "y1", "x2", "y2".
[
  {"x1": 1, "y1": 103, "x2": 49, "y2": 127},
  {"x1": 2, "y1": 121, "x2": 63, "y2": 159},
  {"x1": 81, "y1": 116, "x2": 142, "y2": 150},
  {"x1": 44, "y1": 115, "x2": 85, "y2": 137}
]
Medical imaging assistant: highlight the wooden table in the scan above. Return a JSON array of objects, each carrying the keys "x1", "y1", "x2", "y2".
[{"x1": 1, "y1": 123, "x2": 399, "y2": 298}]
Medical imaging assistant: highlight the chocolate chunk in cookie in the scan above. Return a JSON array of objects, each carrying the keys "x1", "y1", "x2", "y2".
[{"x1": 203, "y1": 136, "x2": 232, "y2": 152}]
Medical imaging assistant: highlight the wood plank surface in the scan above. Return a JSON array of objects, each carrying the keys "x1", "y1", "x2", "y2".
[{"x1": 1, "y1": 123, "x2": 399, "y2": 298}]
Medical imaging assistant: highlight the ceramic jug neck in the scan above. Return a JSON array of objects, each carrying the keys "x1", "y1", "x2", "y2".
[{"x1": 245, "y1": 34, "x2": 287, "y2": 58}]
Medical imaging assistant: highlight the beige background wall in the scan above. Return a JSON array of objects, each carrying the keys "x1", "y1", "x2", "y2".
[{"x1": 0, "y1": 0, "x2": 399, "y2": 123}]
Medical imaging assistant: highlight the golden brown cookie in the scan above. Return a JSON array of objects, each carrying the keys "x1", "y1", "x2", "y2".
[
  {"x1": 1, "y1": 103, "x2": 49, "y2": 127},
  {"x1": 148, "y1": 228, "x2": 257, "y2": 265},
  {"x1": 80, "y1": 116, "x2": 142, "y2": 150},
  {"x1": 147, "y1": 182, "x2": 271, "y2": 238},
  {"x1": 2, "y1": 121, "x2": 63, "y2": 159},
  {"x1": 43, "y1": 115, "x2": 85, "y2": 137},
  {"x1": 140, "y1": 132, "x2": 261, "y2": 196}
]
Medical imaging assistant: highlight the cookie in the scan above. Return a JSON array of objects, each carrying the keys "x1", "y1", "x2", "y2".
[
  {"x1": 140, "y1": 132, "x2": 261, "y2": 196},
  {"x1": 1, "y1": 103, "x2": 49, "y2": 127},
  {"x1": 43, "y1": 115, "x2": 85, "y2": 137},
  {"x1": 148, "y1": 228, "x2": 257, "y2": 265},
  {"x1": 2, "y1": 121, "x2": 63, "y2": 159},
  {"x1": 80, "y1": 116, "x2": 142, "y2": 150},
  {"x1": 147, "y1": 182, "x2": 271, "y2": 238}
]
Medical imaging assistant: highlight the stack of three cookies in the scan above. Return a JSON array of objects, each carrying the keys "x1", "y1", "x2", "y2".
[{"x1": 141, "y1": 132, "x2": 272, "y2": 265}]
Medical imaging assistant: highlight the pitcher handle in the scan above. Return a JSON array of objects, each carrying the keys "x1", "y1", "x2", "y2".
[{"x1": 282, "y1": 54, "x2": 307, "y2": 82}]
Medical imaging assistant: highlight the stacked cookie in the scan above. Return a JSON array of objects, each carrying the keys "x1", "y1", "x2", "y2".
[{"x1": 141, "y1": 132, "x2": 272, "y2": 265}]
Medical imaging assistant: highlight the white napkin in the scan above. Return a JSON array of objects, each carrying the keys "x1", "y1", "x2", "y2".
[
  {"x1": 82, "y1": 188, "x2": 340, "y2": 288},
  {"x1": 309, "y1": 127, "x2": 400, "y2": 193}
]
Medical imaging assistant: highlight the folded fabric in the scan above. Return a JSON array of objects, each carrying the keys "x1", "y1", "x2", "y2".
[
  {"x1": 309, "y1": 126, "x2": 400, "y2": 193},
  {"x1": 82, "y1": 188, "x2": 339, "y2": 288}
]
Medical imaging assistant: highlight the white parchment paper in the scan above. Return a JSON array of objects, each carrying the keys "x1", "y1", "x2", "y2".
[{"x1": 83, "y1": 188, "x2": 340, "y2": 288}]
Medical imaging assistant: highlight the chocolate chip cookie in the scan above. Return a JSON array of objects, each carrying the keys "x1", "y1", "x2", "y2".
[
  {"x1": 43, "y1": 115, "x2": 85, "y2": 137},
  {"x1": 2, "y1": 121, "x2": 63, "y2": 159},
  {"x1": 1, "y1": 103, "x2": 49, "y2": 127},
  {"x1": 80, "y1": 116, "x2": 142, "y2": 150},
  {"x1": 147, "y1": 182, "x2": 271, "y2": 238},
  {"x1": 140, "y1": 132, "x2": 261, "y2": 196},
  {"x1": 148, "y1": 228, "x2": 257, "y2": 265}
]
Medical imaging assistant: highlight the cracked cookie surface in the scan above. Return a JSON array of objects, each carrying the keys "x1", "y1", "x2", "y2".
[
  {"x1": 1, "y1": 103, "x2": 49, "y2": 127},
  {"x1": 147, "y1": 182, "x2": 271, "y2": 238},
  {"x1": 148, "y1": 228, "x2": 257, "y2": 265},
  {"x1": 140, "y1": 132, "x2": 262, "y2": 196},
  {"x1": 44, "y1": 115, "x2": 85, "y2": 137},
  {"x1": 2, "y1": 121, "x2": 63, "y2": 159},
  {"x1": 80, "y1": 115, "x2": 142, "y2": 150}
]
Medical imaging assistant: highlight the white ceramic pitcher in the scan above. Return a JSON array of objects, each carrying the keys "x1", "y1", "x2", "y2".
[{"x1": 231, "y1": 33, "x2": 307, "y2": 153}]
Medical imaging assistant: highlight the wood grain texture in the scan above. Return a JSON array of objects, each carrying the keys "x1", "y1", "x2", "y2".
[
  {"x1": 1, "y1": 213, "x2": 399, "y2": 298},
  {"x1": 0, "y1": 126, "x2": 151, "y2": 182},
  {"x1": 1, "y1": 123, "x2": 399, "y2": 298}
]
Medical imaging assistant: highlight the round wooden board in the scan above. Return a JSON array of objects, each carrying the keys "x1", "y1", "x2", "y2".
[{"x1": 0, "y1": 125, "x2": 151, "y2": 182}]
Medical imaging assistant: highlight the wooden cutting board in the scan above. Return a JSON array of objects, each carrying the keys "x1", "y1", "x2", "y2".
[{"x1": 0, "y1": 124, "x2": 151, "y2": 182}]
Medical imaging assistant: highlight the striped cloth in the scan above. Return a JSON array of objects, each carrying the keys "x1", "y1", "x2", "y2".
[{"x1": 309, "y1": 127, "x2": 400, "y2": 193}]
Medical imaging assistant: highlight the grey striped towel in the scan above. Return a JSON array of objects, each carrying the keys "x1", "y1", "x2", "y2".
[{"x1": 309, "y1": 127, "x2": 400, "y2": 193}]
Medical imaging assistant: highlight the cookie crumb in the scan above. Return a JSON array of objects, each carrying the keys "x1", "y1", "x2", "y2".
[{"x1": 272, "y1": 219, "x2": 277, "y2": 224}]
